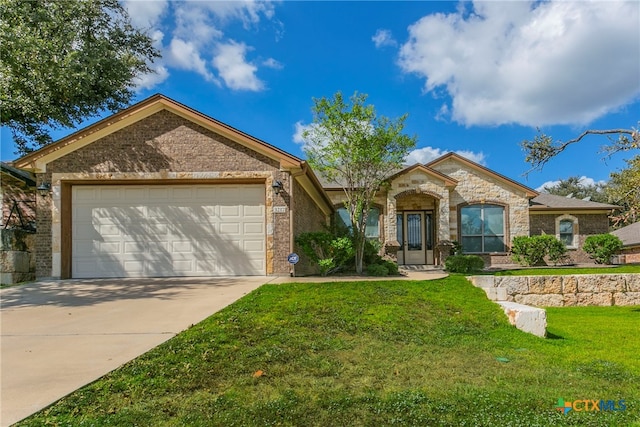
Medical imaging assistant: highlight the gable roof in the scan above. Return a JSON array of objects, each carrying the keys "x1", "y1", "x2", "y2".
[
  {"x1": 611, "y1": 222, "x2": 640, "y2": 247},
  {"x1": 13, "y1": 94, "x2": 303, "y2": 172},
  {"x1": 529, "y1": 193, "x2": 620, "y2": 211},
  {"x1": 11, "y1": 94, "x2": 334, "y2": 214},
  {"x1": 426, "y1": 152, "x2": 539, "y2": 198},
  {"x1": 386, "y1": 163, "x2": 458, "y2": 187}
]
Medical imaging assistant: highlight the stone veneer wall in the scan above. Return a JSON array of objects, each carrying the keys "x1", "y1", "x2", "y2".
[
  {"x1": 529, "y1": 214, "x2": 610, "y2": 264},
  {"x1": 0, "y1": 229, "x2": 36, "y2": 284},
  {"x1": 489, "y1": 274, "x2": 640, "y2": 306},
  {"x1": 387, "y1": 170, "x2": 450, "y2": 243},
  {"x1": 430, "y1": 158, "x2": 530, "y2": 248},
  {"x1": 37, "y1": 110, "x2": 290, "y2": 277}
]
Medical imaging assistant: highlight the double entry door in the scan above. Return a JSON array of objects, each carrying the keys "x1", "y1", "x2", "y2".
[{"x1": 397, "y1": 211, "x2": 434, "y2": 265}]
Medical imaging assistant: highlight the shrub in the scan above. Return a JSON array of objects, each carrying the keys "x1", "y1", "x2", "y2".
[
  {"x1": 445, "y1": 255, "x2": 484, "y2": 273},
  {"x1": 295, "y1": 232, "x2": 355, "y2": 276},
  {"x1": 511, "y1": 235, "x2": 567, "y2": 266},
  {"x1": 366, "y1": 263, "x2": 389, "y2": 276},
  {"x1": 380, "y1": 259, "x2": 399, "y2": 275},
  {"x1": 583, "y1": 234, "x2": 623, "y2": 264}
]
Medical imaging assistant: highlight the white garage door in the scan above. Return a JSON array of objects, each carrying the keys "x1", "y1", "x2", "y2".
[{"x1": 72, "y1": 184, "x2": 265, "y2": 278}]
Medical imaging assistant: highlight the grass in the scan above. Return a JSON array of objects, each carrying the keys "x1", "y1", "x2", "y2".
[
  {"x1": 18, "y1": 276, "x2": 640, "y2": 426},
  {"x1": 493, "y1": 265, "x2": 640, "y2": 276}
]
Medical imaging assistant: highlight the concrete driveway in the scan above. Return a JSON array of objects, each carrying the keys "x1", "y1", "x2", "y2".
[{"x1": 0, "y1": 277, "x2": 266, "y2": 426}]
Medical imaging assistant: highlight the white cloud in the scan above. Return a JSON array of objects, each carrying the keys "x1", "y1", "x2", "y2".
[
  {"x1": 405, "y1": 146, "x2": 486, "y2": 165},
  {"x1": 398, "y1": 1, "x2": 640, "y2": 127},
  {"x1": 213, "y1": 41, "x2": 263, "y2": 91},
  {"x1": 133, "y1": 65, "x2": 170, "y2": 90},
  {"x1": 536, "y1": 176, "x2": 606, "y2": 192},
  {"x1": 124, "y1": 1, "x2": 280, "y2": 91},
  {"x1": 262, "y1": 58, "x2": 283, "y2": 69},
  {"x1": 168, "y1": 38, "x2": 217, "y2": 82},
  {"x1": 372, "y1": 29, "x2": 397, "y2": 48},
  {"x1": 122, "y1": 0, "x2": 168, "y2": 29}
]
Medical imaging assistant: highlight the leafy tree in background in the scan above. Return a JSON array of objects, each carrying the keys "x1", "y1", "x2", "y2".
[
  {"x1": 0, "y1": 0, "x2": 159, "y2": 155},
  {"x1": 605, "y1": 155, "x2": 640, "y2": 227},
  {"x1": 521, "y1": 123, "x2": 639, "y2": 173},
  {"x1": 303, "y1": 92, "x2": 417, "y2": 274},
  {"x1": 542, "y1": 176, "x2": 608, "y2": 203}
]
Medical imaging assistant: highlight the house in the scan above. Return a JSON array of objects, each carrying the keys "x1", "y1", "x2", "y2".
[
  {"x1": 12, "y1": 94, "x2": 333, "y2": 279},
  {"x1": 611, "y1": 222, "x2": 640, "y2": 264},
  {"x1": 324, "y1": 154, "x2": 619, "y2": 267},
  {"x1": 11, "y1": 94, "x2": 619, "y2": 279},
  {"x1": 1, "y1": 162, "x2": 36, "y2": 231}
]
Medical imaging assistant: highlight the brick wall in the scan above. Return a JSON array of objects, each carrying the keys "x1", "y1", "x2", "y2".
[
  {"x1": 292, "y1": 179, "x2": 329, "y2": 276},
  {"x1": 529, "y1": 214, "x2": 610, "y2": 264},
  {"x1": 36, "y1": 110, "x2": 292, "y2": 277}
]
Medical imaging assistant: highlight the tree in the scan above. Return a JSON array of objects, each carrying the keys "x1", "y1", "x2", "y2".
[
  {"x1": 521, "y1": 124, "x2": 639, "y2": 173},
  {"x1": 542, "y1": 176, "x2": 608, "y2": 203},
  {"x1": 0, "y1": 0, "x2": 159, "y2": 154},
  {"x1": 605, "y1": 155, "x2": 640, "y2": 227},
  {"x1": 303, "y1": 92, "x2": 417, "y2": 274}
]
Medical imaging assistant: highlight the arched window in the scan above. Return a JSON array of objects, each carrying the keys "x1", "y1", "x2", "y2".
[
  {"x1": 556, "y1": 215, "x2": 578, "y2": 248},
  {"x1": 460, "y1": 204, "x2": 505, "y2": 253},
  {"x1": 335, "y1": 206, "x2": 380, "y2": 238}
]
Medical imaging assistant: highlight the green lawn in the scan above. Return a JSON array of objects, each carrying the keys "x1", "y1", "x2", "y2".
[{"x1": 19, "y1": 276, "x2": 640, "y2": 426}]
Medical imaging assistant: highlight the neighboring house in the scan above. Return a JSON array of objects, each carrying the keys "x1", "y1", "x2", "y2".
[
  {"x1": 11, "y1": 95, "x2": 619, "y2": 279},
  {"x1": 611, "y1": 222, "x2": 640, "y2": 264},
  {"x1": 324, "y1": 154, "x2": 619, "y2": 267},
  {"x1": 12, "y1": 94, "x2": 333, "y2": 279},
  {"x1": 1, "y1": 162, "x2": 36, "y2": 230}
]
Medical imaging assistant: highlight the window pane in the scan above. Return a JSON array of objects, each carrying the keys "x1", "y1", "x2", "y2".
[
  {"x1": 461, "y1": 207, "x2": 482, "y2": 235},
  {"x1": 336, "y1": 208, "x2": 351, "y2": 229},
  {"x1": 397, "y1": 214, "x2": 403, "y2": 243},
  {"x1": 484, "y1": 206, "x2": 504, "y2": 236},
  {"x1": 407, "y1": 213, "x2": 422, "y2": 250},
  {"x1": 484, "y1": 236, "x2": 505, "y2": 252},
  {"x1": 461, "y1": 236, "x2": 482, "y2": 253},
  {"x1": 560, "y1": 234, "x2": 573, "y2": 246},
  {"x1": 559, "y1": 220, "x2": 573, "y2": 234},
  {"x1": 365, "y1": 207, "x2": 380, "y2": 238}
]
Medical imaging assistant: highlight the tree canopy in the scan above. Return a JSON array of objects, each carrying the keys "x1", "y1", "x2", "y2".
[
  {"x1": 521, "y1": 124, "x2": 639, "y2": 173},
  {"x1": 303, "y1": 91, "x2": 417, "y2": 273},
  {"x1": 542, "y1": 176, "x2": 608, "y2": 203},
  {"x1": 606, "y1": 155, "x2": 640, "y2": 227},
  {"x1": 0, "y1": 0, "x2": 159, "y2": 155}
]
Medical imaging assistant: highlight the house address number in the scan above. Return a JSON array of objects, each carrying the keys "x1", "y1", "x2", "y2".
[{"x1": 273, "y1": 206, "x2": 287, "y2": 213}]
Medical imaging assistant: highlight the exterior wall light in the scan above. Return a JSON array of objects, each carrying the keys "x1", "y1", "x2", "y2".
[
  {"x1": 272, "y1": 180, "x2": 283, "y2": 195},
  {"x1": 37, "y1": 182, "x2": 51, "y2": 197}
]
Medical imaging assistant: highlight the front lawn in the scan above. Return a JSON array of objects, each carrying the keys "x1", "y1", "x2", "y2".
[{"x1": 19, "y1": 276, "x2": 639, "y2": 426}]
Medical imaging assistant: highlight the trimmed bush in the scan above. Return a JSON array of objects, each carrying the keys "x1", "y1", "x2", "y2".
[
  {"x1": 511, "y1": 235, "x2": 567, "y2": 266},
  {"x1": 583, "y1": 234, "x2": 623, "y2": 264},
  {"x1": 445, "y1": 255, "x2": 484, "y2": 273},
  {"x1": 366, "y1": 263, "x2": 389, "y2": 276}
]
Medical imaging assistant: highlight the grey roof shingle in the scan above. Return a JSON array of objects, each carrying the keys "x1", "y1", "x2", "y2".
[
  {"x1": 611, "y1": 222, "x2": 640, "y2": 247},
  {"x1": 529, "y1": 193, "x2": 619, "y2": 210}
]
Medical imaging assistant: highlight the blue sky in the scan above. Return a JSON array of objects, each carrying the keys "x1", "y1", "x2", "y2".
[{"x1": 1, "y1": 0, "x2": 639, "y2": 191}]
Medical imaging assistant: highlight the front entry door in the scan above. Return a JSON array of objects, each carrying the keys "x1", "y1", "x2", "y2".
[{"x1": 397, "y1": 211, "x2": 434, "y2": 265}]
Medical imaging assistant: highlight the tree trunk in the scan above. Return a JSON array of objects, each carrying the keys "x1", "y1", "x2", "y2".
[{"x1": 355, "y1": 236, "x2": 365, "y2": 274}]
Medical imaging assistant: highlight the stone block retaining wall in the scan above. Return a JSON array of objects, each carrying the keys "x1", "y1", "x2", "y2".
[{"x1": 469, "y1": 274, "x2": 640, "y2": 307}]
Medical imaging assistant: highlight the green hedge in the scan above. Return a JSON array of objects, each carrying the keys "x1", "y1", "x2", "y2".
[{"x1": 445, "y1": 255, "x2": 485, "y2": 273}]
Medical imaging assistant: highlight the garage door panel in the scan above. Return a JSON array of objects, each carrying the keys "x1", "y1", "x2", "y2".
[{"x1": 72, "y1": 184, "x2": 265, "y2": 278}]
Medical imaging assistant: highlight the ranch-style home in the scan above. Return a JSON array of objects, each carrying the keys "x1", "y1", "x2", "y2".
[{"x1": 11, "y1": 94, "x2": 619, "y2": 279}]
